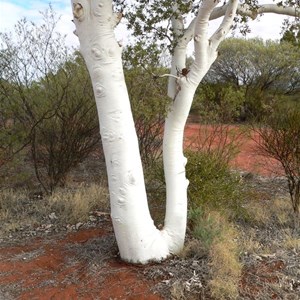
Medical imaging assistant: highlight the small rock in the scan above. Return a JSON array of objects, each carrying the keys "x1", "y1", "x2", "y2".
[
  {"x1": 192, "y1": 261, "x2": 199, "y2": 268},
  {"x1": 45, "y1": 224, "x2": 53, "y2": 230},
  {"x1": 48, "y1": 212, "x2": 58, "y2": 220},
  {"x1": 66, "y1": 224, "x2": 72, "y2": 230},
  {"x1": 254, "y1": 255, "x2": 263, "y2": 261},
  {"x1": 66, "y1": 224, "x2": 75, "y2": 231},
  {"x1": 94, "y1": 211, "x2": 109, "y2": 217},
  {"x1": 261, "y1": 253, "x2": 276, "y2": 259},
  {"x1": 89, "y1": 215, "x2": 97, "y2": 222},
  {"x1": 75, "y1": 222, "x2": 83, "y2": 230}
]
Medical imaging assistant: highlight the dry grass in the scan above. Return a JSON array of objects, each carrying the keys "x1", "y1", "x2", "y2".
[
  {"x1": 186, "y1": 209, "x2": 242, "y2": 299},
  {"x1": 0, "y1": 189, "x2": 39, "y2": 234},
  {"x1": 49, "y1": 183, "x2": 108, "y2": 224},
  {"x1": 270, "y1": 197, "x2": 291, "y2": 225},
  {"x1": 169, "y1": 281, "x2": 186, "y2": 300},
  {"x1": 243, "y1": 193, "x2": 293, "y2": 227},
  {"x1": 240, "y1": 228, "x2": 263, "y2": 255},
  {"x1": 239, "y1": 195, "x2": 296, "y2": 255},
  {"x1": 0, "y1": 183, "x2": 108, "y2": 235},
  {"x1": 243, "y1": 198, "x2": 272, "y2": 226},
  {"x1": 208, "y1": 216, "x2": 242, "y2": 300},
  {"x1": 282, "y1": 228, "x2": 300, "y2": 251},
  {"x1": 180, "y1": 239, "x2": 207, "y2": 259}
]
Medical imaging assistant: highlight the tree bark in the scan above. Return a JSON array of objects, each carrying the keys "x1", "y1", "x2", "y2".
[
  {"x1": 71, "y1": 0, "x2": 237, "y2": 263},
  {"x1": 163, "y1": 0, "x2": 238, "y2": 253},
  {"x1": 71, "y1": 0, "x2": 171, "y2": 263}
]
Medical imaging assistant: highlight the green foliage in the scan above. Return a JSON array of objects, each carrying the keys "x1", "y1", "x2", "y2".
[
  {"x1": 185, "y1": 150, "x2": 244, "y2": 217},
  {"x1": 202, "y1": 38, "x2": 300, "y2": 122},
  {"x1": 29, "y1": 54, "x2": 100, "y2": 193},
  {"x1": 193, "y1": 83, "x2": 245, "y2": 123},
  {"x1": 123, "y1": 44, "x2": 171, "y2": 167},
  {"x1": 188, "y1": 207, "x2": 223, "y2": 250},
  {"x1": 281, "y1": 23, "x2": 300, "y2": 47},
  {"x1": 187, "y1": 207, "x2": 241, "y2": 300},
  {"x1": 126, "y1": 0, "x2": 195, "y2": 52},
  {"x1": 143, "y1": 159, "x2": 166, "y2": 225}
]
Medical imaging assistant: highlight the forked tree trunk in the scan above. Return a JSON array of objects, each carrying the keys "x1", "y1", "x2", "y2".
[
  {"x1": 71, "y1": 0, "x2": 171, "y2": 263},
  {"x1": 71, "y1": 0, "x2": 238, "y2": 263}
]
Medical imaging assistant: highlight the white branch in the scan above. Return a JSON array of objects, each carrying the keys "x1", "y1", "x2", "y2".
[
  {"x1": 192, "y1": 0, "x2": 221, "y2": 73},
  {"x1": 153, "y1": 73, "x2": 179, "y2": 79},
  {"x1": 179, "y1": 2, "x2": 299, "y2": 47},
  {"x1": 211, "y1": 3, "x2": 299, "y2": 20},
  {"x1": 167, "y1": 4, "x2": 188, "y2": 99},
  {"x1": 171, "y1": 3, "x2": 185, "y2": 38},
  {"x1": 210, "y1": 0, "x2": 239, "y2": 49},
  {"x1": 182, "y1": 18, "x2": 197, "y2": 47}
]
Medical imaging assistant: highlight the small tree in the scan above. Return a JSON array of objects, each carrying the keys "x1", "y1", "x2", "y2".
[
  {"x1": 0, "y1": 8, "x2": 101, "y2": 192},
  {"x1": 203, "y1": 38, "x2": 300, "y2": 121},
  {"x1": 28, "y1": 53, "x2": 101, "y2": 193},
  {"x1": 253, "y1": 106, "x2": 300, "y2": 223},
  {"x1": 193, "y1": 83, "x2": 245, "y2": 123}
]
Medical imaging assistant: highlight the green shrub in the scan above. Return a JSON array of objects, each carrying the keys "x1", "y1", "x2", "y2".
[
  {"x1": 143, "y1": 159, "x2": 166, "y2": 225},
  {"x1": 192, "y1": 83, "x2": 245, "y2": 123},
  {"x1": 185, "y1": 150, "x2": 244, "y2": 218},
  {"x1": 188, "y1": 207, "x2": 223, "y2": 250}
]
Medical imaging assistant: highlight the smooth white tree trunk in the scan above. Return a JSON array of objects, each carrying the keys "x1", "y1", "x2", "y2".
[
  {"x1": 71, "y1": 0, "x2": 238, "y2": 264},
  {"x1": 71, "y1": 0, "x2": 171, "y2": 263},
  {"x1": 163, "y1": 0, "x2": 238, "y2": 254},
  {"x1": 70, "y1": 0, "x2": 297, "y2": 264}
]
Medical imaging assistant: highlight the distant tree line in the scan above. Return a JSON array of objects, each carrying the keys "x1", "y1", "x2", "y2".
[{"x1": 192, "y1": 38, "x2": 300, "y2": 123}]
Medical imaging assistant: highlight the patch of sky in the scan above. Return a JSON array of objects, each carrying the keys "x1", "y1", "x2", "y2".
[{"x1": 3, "y1": 0, "x2": 68, "y2": 10}]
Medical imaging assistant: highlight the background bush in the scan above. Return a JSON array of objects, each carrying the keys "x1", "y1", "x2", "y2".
[{"x1": 0, "y1": 9, "x2": 101, "y2": 193}]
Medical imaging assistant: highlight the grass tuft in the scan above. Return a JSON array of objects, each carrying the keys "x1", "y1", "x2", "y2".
[
  {"x1": 49, "y1": 183, "x2": 108, "y2": 224},
  {"x1": 187, "y1": 208, "x2": 242, "y2": 299},
  {"x1": 208, "y1": 228, "x2": 241, "y2": 300}
]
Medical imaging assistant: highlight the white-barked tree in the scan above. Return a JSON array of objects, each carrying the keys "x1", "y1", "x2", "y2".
[{"x1": 70, "y1": 0, "x2": 299, "y2": 264}]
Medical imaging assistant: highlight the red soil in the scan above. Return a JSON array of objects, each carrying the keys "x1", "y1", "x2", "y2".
[
  {"x1": 184, "y1": 124, "x2": 283, "y2": 176},
  {"x1": 0, "y1": 226, "x2": 162, "y2": 299},
  {"x1": 0, "y1": 124, "x2": 283, "y2": 299}
]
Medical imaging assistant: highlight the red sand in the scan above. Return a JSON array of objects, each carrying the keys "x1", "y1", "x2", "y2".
[{"x1": 184, "y1": 124, "x2": 283, "y2": 176}]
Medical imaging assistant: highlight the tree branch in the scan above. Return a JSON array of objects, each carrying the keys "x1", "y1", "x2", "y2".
[
  {"x1": 179, "y1": 2, "x2": 299, "y2": 47},
  {"x1": 210, "y1": 0, "x2": 239, "y2": 49},
  {"x1": 211, "y1": 3, "x2": 299, "y2": 21}
]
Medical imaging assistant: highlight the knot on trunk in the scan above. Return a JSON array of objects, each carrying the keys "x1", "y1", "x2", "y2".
[{"x1": 73, "y1": 3, "x2": 84, "y2": 21}]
